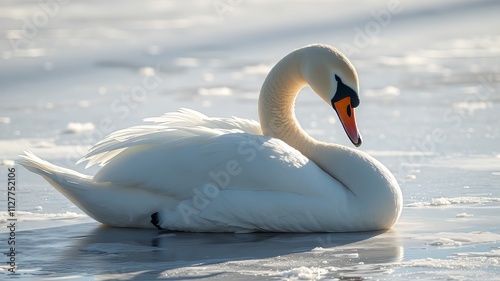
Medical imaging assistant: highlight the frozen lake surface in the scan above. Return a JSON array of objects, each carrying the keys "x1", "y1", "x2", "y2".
[{"x1": 1, "y1": 0, "x2": 499, "y2": 280}]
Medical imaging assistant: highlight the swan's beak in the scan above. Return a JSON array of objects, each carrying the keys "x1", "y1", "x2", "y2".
[{"x1": 333, "y1": 97, "x2": 362, "y2": 147}]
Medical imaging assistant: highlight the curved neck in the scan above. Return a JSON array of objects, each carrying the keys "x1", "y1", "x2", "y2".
[
  {"x1": 258, "y1": 50, "x2": 318, "y2": 157},
  {"x1": 257, "y1": 53, "x2": 354, "y2": 195},
  {"x1": 257, "y1": 46, "x2": 402, "y2": 226}
]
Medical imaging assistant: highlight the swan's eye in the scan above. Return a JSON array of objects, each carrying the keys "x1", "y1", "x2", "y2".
[{"x1": 346, "y1": 104, "x2": 352, "y2": 117}]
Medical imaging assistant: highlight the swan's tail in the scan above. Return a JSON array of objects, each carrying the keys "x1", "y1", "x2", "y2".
[
  {"x1": 19, "y1": 151, "x2": 166, "y2": 228},
  {"x1": 18, "y1": 151, "x2": 99, "y2": 214}
]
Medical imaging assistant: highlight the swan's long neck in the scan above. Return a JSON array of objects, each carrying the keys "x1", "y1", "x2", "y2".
[
  {"x1": 258, "y1": 46, "x2": 402, "y2": 228},
  {"x1": 258, "y1": 50, "x2": 318, "y2": 156}
]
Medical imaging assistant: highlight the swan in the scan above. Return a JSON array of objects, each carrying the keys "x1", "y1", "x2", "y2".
[{"x1": 20, "y1": 44, "x2": 402, "y2": 232}]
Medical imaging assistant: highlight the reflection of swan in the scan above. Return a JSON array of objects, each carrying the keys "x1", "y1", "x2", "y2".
[
  {"x1": 20, "y1": 44, "x2": 402, "y2": 232},
  {"x1": 43, "y1": 224, "x2": 402, "y2": 279}
]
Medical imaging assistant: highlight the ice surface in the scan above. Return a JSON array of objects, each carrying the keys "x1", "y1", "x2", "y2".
[
  {"x1": 0, "y1": 211, "x2": 87, "y2": 223},
  {"x1": 407, "y1": 196, "x2": 500, "y2": 207},
  {"x1": 1, "y1": 0, "x2": 499, "y2": 280}
]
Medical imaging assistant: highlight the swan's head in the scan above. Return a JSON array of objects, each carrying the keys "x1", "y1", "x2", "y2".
[{"x1": 300, "y1": 44, "x2": 362, "y2": 147}]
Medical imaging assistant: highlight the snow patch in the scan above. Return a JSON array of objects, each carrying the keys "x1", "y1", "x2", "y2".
[
  {"x1": 333, "y1": 253, "x2": 359, "y2": 258},
  {"x1": 65, "y1": 122, "x2": 95, "y2": 134},
  {"x1": 405, "y1": 174, "x2": 417, "y2": 180},
  {"x1": 399, "y1": 248, "x2": 500, "y2": 270},
  {"x1": 455, "y1": 213, "x2": 473, "y2": 218},
  {"x1": 407, "y1": 197, "x2": 500, "y2": 207},
  {"x1": 138, "y1": 66, "x2": 156, "y2": 76},
  {"x1": 453, "y1": 101, "x2": 492, "y2": 115},
  {"x1": 0, "y1": 117, "x2": 11, "y2": 124},
  {"x1": 428, "y1": 238, "x2": 462, "y2": 247},
  {"x1": 415, "y1": 232, "x2": 500, "y2": 247},
  {"x1": 242, "y1": 63, "x2": 272, "y2": 75},
  {"x1": 0, "y1": 159, "x2": 15, "y2": 166},
  {"x1": 376, "y1": 55, "x2": 429, "y2": 66},
  {"x1": 0, "y1": 211, "x2": 87, "y2": 222},
  {"x1": 364, "y1": 86, "x2": 400, "y2": 97},
  {"x1": 198, "y1": 87, "x2": 232, "y2": 96},
  {"x1": 278, "y1": 266, "x2": 335, "y2": 280},
  {"x1": 78, "y1": 100, "x2": 91, "y2": 107}
]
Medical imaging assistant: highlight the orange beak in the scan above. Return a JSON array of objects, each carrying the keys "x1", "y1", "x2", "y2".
[{"x1": 333, "y1": 96, "x2": 362, "y2": 147}]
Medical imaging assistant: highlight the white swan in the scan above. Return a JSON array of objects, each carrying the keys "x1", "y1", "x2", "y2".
[{"x1": 20, "y1": 44, "x2": 402, "y2": 232}]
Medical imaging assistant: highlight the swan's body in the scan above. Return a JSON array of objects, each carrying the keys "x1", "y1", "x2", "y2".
[{"x1": 20, "y1": 44, "x2": 402, "y2": 232}]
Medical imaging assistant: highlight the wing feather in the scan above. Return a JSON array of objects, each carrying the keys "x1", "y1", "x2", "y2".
[{"x1": 80, "y1": 109, "x2": 260, "y2": 167}]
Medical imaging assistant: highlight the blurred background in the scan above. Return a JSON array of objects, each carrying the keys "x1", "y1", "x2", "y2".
[{"x1": 1, "y1": 1, "x2": 499, "y2": 279}]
